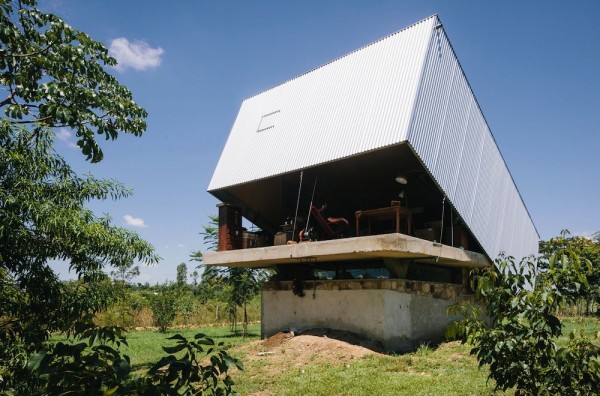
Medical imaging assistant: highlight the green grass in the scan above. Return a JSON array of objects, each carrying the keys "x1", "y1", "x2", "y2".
[
  {"x1": 121, "y1": 324, "x2": 261, "y2": 369},
  {"x1": 52, "y1": 317, "x2": 599, "y2": 395},
  {"x1": 233, "y1": 340, "x2": 502, "y2": 396}
]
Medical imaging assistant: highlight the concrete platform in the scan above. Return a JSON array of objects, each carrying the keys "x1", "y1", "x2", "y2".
[{"x1": 203, "y1": 233, "x2": 491, "y2": 268}]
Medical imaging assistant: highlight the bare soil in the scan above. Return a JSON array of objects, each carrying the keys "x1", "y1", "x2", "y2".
[{"x1": 238, "y1": 328, "x2": 385, "y2": 376}]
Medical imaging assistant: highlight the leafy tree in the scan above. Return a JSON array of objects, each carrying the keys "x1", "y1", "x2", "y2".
[
  {"x1": 177, "y1": 262, "x2": 188, "y2": 287},
  {"x1": 0, "y1": 0, "x2": 244, "y2": 390},
  {"x1": 192, "y1": 216, "x2": 266, "y2": 336},
  {"x1": 447, "y1": 251, "x2": 600, "y2": 395},
  {"x1": 539, "y1": 229, "x2": 600, "y2": 315},
  {"x1": 150, "y1": 289, "x2": 177, "y2": 333},
  {"x1": 110, "y1": 261, "x2": 141, "y2": 327},
  {"x1": 0, "y1": 0, "x2": 147, "y2": 163},
  {"x1": 176, "y1": 290, "x2": 197, "y2": 325},
  {"x1": 0, "y1": 1, "x2": 249, "y2": 394}
]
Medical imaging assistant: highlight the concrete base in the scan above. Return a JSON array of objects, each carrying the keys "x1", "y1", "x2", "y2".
[{"x1": 262, "y1": 279, "x2": 472, "y2": 352}]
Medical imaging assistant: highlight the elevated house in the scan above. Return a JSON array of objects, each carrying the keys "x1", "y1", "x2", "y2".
[{"x1": 204, "y1": 15, "x2": 539, "y2": 351}]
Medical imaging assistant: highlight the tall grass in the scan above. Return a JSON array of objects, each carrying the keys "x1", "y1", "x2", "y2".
[{"x1": 94, "y1": 295, "x2": 262, "y2": 329}]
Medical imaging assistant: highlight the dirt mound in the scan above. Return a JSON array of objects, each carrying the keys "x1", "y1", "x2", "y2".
[
  {"x1": 298, "y1": 328, "x2": 384, "y2": 352},
  {"x1": 241, "y1": 328, "x2": 384, "y2": 372},
  {"x1": 262, "y1": 330, "x2": 295, "y2": 348}
]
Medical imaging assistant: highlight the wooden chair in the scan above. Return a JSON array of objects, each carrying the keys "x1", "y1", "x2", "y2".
[{"x1": 307, "y1": 205, "x2": 347, "y2": 240}]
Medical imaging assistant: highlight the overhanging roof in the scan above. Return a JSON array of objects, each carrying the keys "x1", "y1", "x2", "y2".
[{"x1": 208, "y1": 15, "x2": 539, "y2": 261}]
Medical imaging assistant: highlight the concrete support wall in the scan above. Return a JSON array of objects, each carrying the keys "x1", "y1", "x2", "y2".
[{"x1": 262, "y1": 279, "x2": 471, "y2": 352}]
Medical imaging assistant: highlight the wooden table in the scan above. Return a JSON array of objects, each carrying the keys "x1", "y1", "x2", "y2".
[{"x1": 355, "y1": 206, "x2": 413, "y2": 236}]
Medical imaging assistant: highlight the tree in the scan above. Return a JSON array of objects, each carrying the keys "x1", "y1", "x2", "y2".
[
  {"x1": 0, "y1": 0, "x2": 147, "y2": 163},
  {"x1": 109, "y1": 262, "x2": 141, "y2": 327},
  {"x1": 176, "y1": 262, "x2": 188, "y2": 287},
  {"x1": 539, "y1": 229, "x2": 600, "y2": 315},
  {"x1": 447, "y1": 250, "x2": 600, "y2": 395},
  {"x1": 192, "y1": 216, "x2": 266, "y2": 336},
  {"x1": 0, "y1": 0, "x2": 168, "y2": 392}
]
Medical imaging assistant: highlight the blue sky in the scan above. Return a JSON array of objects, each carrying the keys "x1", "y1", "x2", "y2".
[{"x1": 45, "y1": 0, "x2": 600, "y2": 284}]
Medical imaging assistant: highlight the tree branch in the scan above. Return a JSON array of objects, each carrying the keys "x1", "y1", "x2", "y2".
[
  {"x1": 6, "y1": 43, "x2": 55, "y2": 58},
  {"x1": 0, "y1": 93, "x2": 14, "y2": 108}
]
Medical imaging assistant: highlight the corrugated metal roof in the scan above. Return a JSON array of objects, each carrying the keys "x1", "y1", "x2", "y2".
[
  {"x1": 407, "y1": 20, "x2": 539, "y2": 259},
  {"x1": 208, "y1": 16, "x2": 437, "y2": 191},
  {"x1": 208, "y1": 15, "x2": 539, "y2": 260}
]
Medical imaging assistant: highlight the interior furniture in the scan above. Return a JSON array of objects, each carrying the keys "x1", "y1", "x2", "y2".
[
  {"x1": 308, "y1": 205, "x2": 346, "y2": 239},
  {"x1": 355, "y1": 206, "x2": 413, "y2": 237}
]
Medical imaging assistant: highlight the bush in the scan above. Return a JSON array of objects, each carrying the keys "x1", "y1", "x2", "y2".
[
  {"x1": 447, "y1": 255, "x2": 600, "y2": 395},
  {"x1": 150, "y1": 291, "x2": 177, "y2": 332},
  {"x1": 25, "y1": 322, "x2": 243, "y2": 395}
]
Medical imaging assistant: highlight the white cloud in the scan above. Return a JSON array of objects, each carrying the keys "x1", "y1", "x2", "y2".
[
  {"x1": 109, "y1": 37, "x2": 164, "y2": 72},
  {"x1": 177, "y1": 243, "x2": 185, "y2": 248},
  {"x1": 55, "y1": 128, "x2": 78, "y2": 149},
  {"x1": 124, "y1": 214, "x2": 148, "y2": 228}
]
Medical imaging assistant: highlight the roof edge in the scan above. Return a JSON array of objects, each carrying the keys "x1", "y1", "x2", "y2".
[{"x1": 242, "y1": 14, "x2": 440, "y2": 102}]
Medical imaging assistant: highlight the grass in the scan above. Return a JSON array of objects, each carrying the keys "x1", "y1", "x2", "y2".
[
  {"x1": 121, "y1": 324, "x2": 261, "y2": 370},
  {"x1": 233, "y1": 341, "x2": 501, "y2": 396},
  {"x1": 232, "y1": 316, "x2": 600, "y2": 395},
  {"x1": 52, "y1": 316, "x2": 599, "y2": 395}
]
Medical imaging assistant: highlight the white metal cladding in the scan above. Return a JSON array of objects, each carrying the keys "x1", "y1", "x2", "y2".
[
  {"x1": 208, "y1": 14, "x2": 539, "y2": 261},
  {"x1": 208, "y1": 16, "x2": 437, "y2": 191},
  {"x1": 406, "y1": 23, "x2": 539, "y2": 260}
]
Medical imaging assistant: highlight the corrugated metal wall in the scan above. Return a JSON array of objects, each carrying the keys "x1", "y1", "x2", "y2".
[
  {"x1": 208, "y1": 16, "x2": 436, "y2": 191},
  {"x1": 407, "y1": 21, "x2": 539, "y2": 260}
]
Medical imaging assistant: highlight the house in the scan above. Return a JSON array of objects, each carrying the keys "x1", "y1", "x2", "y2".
[{"x1": 204, "y1": 15, "x2": 538, "y2": 351}]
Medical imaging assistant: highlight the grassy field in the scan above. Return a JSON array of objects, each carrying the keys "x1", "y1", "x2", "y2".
[{"x1": 58, "y1": 317, "x2": 599, "y2": 395}]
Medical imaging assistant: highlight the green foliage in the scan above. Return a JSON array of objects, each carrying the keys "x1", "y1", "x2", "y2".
[
  {"x1": 142, "y1": 332, "x2": 243, "y2": 395},
  {"x1": 539, "y1": 229, "x2": 600, "y2": 315},
  {"x1": 25, "y1": 322, "x2": 132, "y2": 395},
  {"x1": 151, "y1": 290, "x2": 178, "y2": 333},
  {"x1": 0, "y1": 1, "x2": 181, "y2": 393},
  {"x1": 176, "y1": 290, "x2": 198, "y2": 325},
  {"x1": 447, "y1": 253, "x2": 600, "y2": 395},
  {"x1": 177, "y1": 262, "x2": 189, "y2": 287},
  {"x1": 0, "y1": 123, "x2": 158, "y2": 348},
  {"x1": 111, "y1": 262, "x2": 142, "y2": 327},
  {"x1": 0, "y1": 0, "x2": 147, "y2": 163},
  {"x1": 27, "y1": 322, "x2": 242, "y2": 395},
  {"x1": 192, "y1": 216, "x2": 267, "y2": 336}
]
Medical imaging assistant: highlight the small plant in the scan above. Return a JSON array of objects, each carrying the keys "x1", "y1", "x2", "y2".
[
  {"x1": 415, "y1": 343, "x2": 433, "y2": 357},
  {"x1": 140, "y1": 332, "x2": 244, "y2": 395}
]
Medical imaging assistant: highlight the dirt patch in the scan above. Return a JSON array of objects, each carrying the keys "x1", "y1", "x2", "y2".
[
  {"x1": 261, "y1": 331, "x2": 295, "y2": 349},
  {"x1": 239, "y1": 328, "x2": 384, "y2": 378}
]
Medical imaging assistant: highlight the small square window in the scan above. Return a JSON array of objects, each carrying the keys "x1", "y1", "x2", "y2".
[{"x1": 257, "y1": 110, "x2": 280, "y2": 132}]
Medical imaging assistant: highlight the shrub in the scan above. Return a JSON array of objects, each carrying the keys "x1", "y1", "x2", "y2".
[
  {"x1": 447, "y1": 255, "x2": 600, "y2": 395},
  {"x1": 151, "y1": 291, "x2": 177, "y2": 332},
  {"x1": 25, "y1": 322, "x2": 243, "y2": 395}
]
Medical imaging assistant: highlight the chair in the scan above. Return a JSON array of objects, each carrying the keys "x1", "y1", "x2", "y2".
[{"x1": 307, "y1": 205, "x2": 347, "y2": 240}]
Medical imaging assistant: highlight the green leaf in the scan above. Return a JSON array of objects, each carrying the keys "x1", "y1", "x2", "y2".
[{"x1": 162, "y1": 343, "x2": 187, "y2": 354}]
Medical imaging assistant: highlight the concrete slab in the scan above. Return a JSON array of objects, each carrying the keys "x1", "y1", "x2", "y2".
[{"x1": 203, "y1": 233, "x2": 491, "y2": 268}]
